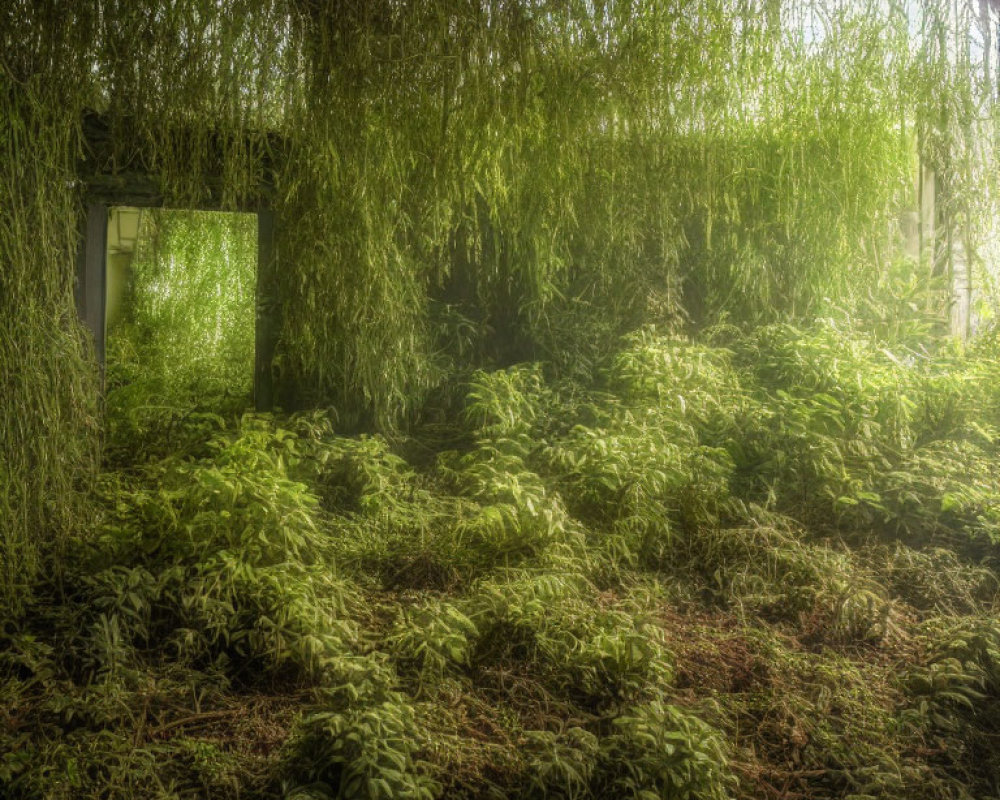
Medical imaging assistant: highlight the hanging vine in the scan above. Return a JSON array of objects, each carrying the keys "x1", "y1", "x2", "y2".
[{"x1": 1, "y1": 0, "x2": 997, "y2": 607}]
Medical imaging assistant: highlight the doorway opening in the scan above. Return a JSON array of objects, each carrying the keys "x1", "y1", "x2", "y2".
[{"x1": 102, "y1": 207, "x2": 258, "y2": 460}]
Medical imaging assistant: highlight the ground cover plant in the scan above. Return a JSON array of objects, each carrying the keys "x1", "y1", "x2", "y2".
[{"x1": 6, "y1": 315, "x2": 1000, "y2": 799}]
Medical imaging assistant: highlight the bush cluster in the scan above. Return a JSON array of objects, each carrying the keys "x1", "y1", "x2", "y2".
[{"x1": 6, "y1": 320, "x2": 1000, "y2": 798}]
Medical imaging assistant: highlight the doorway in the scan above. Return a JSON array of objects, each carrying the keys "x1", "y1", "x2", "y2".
[
  {"x1": 104, "y1": 205, "x2": 257, "y2": 404},
  {"x1": 82, "y1": 207, "x2": 265, "y2": 461}
]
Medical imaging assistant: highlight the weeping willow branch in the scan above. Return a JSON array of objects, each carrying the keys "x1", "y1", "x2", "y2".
[{"x1": 0, "y1": 0, "x2": 997, "y2": 603}]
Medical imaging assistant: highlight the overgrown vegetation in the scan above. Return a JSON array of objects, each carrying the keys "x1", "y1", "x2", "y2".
[
  {"x1": 104, "y1": 209, "x2": 256, "y2": 463},
  {"x1": 6, "y1": 0, "x2": 1000, "y2": 797},
  {"x1": 6, "y1": 317, "x2": 1000, "y2": 798},
  {"x1": 2, "y1": 0, "x2": 997, "y2": 596}
]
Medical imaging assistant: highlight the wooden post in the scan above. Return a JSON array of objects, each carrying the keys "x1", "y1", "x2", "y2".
[{"x1": 76, "y1": 203, "x2": 108, "y2": 382}]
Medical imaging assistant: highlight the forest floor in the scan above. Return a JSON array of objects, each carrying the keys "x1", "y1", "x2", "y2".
[{"x1": 4, "y1": 321, "x2": 1000, "y2": 799}]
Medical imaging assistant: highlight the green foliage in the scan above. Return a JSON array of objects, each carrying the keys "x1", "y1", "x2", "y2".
[
  {"x1": 0, "y1": 78, "x2": 99, "y2": 613},
  {"x1": 78, "y1": 417, "x2": 360, "y2": 684},
  {"x1": 522, "y1": 727, "x2": 601, "y2": 800},
  {"x1": 875, "y1": 543, "x2": 999, "y2": 616},
  {"x1": 109, "y1": 210, "x2": 255, "y2": 396},
  {"x1": 598, "y1": 700, "x2": 734, "y2": 800},
  {"x1": 11, "y1": 317, "x2": 1000, "y2": 798},
  {"x1": 104, "y1": 209, "x2": 257, "y2": 459},
  {"x1": 285, "y1": 698, "x2": 439, "y2": 800},
  {"x1": 902, "y1": 618, "x2": 1000, "y2": 793},
  {"x1": 465, "y1": 570, "x2": 672, "y2": 705},
  {"x1": 541, "y1": 330, "x2": 741, "y2": 544},
  {"x1": 389, "y1": 599, "x2": 478, "y2": 684},
  {"x1": 1, "y1": 0, "x2": 997, "y2": 594},
  {"x1": 7, "y1": 3, "x2": 1000, "y2": 798}
]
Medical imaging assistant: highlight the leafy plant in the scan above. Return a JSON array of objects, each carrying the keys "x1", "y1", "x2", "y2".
[
  {"x1": 598, "y1": 700, "x2": 734, "y2": 800},
  {"x1": 284, "y1": 698, "x2": 440, "y2": 800}
]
